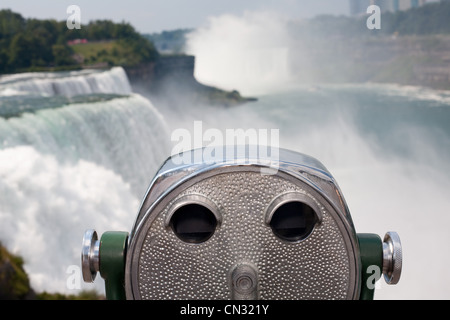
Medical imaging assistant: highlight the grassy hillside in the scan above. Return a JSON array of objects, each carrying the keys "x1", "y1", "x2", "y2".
[
  {"x1": 0, "y1": 243, "x2": 33, "y2": 300},
  {"x1": 70, "y1": 40, "x2": 155, "y2": 67},
  {"x1": 71, "y1": 41, "x2": 119, "y2": 63},
  {"x1": 0, "y1": 10, "x2": 158, "y2": 74}
]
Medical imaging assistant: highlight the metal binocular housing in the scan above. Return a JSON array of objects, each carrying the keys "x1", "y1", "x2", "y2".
[{"x1": 81, "y1": 146, "x2": 402, "y2": 300}]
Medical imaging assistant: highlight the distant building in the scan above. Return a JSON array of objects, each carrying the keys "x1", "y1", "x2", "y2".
[
  {"x1": 395, "y1": 0, "x2": 427, "y2": 10},
  {"x1": 67, "y1": 39, "x2": 88, "y2": 46},
  {"x1": 350, "y1": 0, "x2": 429, "y2": 15},
  {"x1": 349, "y1": 0, "x2": 371, "y2": 15}
]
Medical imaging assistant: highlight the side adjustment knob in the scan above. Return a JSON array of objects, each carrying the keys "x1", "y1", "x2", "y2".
[
  {"x1": 81, "y1": 229, "x2": 100, "y2": 283},
  {"x1": 382, "y1": 231, "x2": 402, "y2": 285}
]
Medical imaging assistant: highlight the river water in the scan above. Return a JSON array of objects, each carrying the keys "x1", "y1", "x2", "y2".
[{"x1": 0, "y1": 65, "x2": 449, "y2": 299}]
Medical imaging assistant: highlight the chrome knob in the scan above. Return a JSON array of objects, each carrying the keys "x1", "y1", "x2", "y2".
[
  {"x1": 382, "y1": 232, "x2": 402, "y2": 285},
  {"x1": 81, "y1": 229, "x2": 100, "y2": 283}
]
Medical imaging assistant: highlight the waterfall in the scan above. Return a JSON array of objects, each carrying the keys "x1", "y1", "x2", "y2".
[
  {"x1": 0, "y1": 67, "x2": 132, "y2": 97},
  {"x1": 1, "y1": 94, "x2": 170, "y2": 193},
  {"x1": 0, "y1": 68, "x2": 171, "y2": 294}
]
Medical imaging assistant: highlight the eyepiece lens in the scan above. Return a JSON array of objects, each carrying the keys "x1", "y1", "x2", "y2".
[
  {"x1": 170, "y1": 204, "x2": 217, "y2": 243},
  {"x1": 270, "y1": 201, "x2": 318, "y2": 242}
]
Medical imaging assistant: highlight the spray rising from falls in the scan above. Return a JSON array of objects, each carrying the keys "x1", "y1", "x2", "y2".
[
  {"x1": 186, "y1": 12, "x2": 299, "y2": 96},
  {"x1": 0, "y1": 68, "x2": 170, "y2": 293},
  {"x1": 0, "y1": 146, "x2": 140, "y2": 293}
]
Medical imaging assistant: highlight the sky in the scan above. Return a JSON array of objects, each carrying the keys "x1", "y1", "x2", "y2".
[{"x1": 0, "y1": 0, "x2": 350, "y2": 33}]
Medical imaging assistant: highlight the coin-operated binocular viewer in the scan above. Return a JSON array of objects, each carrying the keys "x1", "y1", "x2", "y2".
[{"x1": 81, "y1": 147, "x2": 402, "y2": 300}]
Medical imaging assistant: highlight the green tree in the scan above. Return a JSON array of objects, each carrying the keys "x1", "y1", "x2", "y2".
[
  {"x1": 8, "y1": 33, "x2": 34, "y2": 69},
  {"x1": 0, "y1": 9, "x2": 160, "y2": 73},
  {"x1": 0, "y1": 9, "x2": 25, "y2": 39},
  {"x1": 52, "y1": 44, "x2": 75, "y2": 66},
  {"x1": 0, "y1": 49, "x2": 9, "y2": 73}
]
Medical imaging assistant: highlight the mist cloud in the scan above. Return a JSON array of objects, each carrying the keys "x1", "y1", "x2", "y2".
[{"x1": 186, "y1": 11, "x2": 301, "y2": 96}]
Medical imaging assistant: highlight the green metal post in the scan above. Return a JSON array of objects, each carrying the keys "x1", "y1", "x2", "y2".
[
  {"x1": 357, "y1": 233, "x2": 383, "y2": 300},
  {"x1": 99, "y1": 231, "x2": 129, "y2": 300}
]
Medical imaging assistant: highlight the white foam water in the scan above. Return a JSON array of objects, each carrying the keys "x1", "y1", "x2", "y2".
[
  {"x1": 0, "y1": 69, "x2": 171, "y2": 294},
  {"x1": 0, "y1": 146, "x2": 139, "y2": 293},
  {"x1": 0, "y1": 67, "x2": 131, "y2": 97}
]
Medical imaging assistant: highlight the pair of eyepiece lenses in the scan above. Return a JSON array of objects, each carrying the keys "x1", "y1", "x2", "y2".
[{"x1": 169, "y1": 201, "x2": 318, "y2": 244}]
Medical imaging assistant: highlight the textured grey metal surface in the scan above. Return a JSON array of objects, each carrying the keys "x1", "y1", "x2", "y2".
[
  {"x1": 127, "y1": 170, "x2": 359, "y2": 300},
  {"x1": 128, "y1": 146, "x2": 350, "y2": 239}
]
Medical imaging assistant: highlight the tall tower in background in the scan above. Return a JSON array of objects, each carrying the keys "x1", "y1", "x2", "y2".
[
  {"x1": 373, "y1": 0, "x2": 396, "y2": 12},
  {"x1": 397, "y1": 0, "x2": 428, "y2": 10},
  {"x1": 411, "y1": 0, "x2": 428, "y2": 7},
  {"x1": 398, "y1": 0, "x2": 413, "y2": 10},
  {"x1": 349, "y1": 0, "x2": 371, "y2": 15}
]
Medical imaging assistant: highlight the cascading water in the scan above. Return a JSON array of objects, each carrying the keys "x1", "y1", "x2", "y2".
[
  {"x1": 0, "y1": 67, "x2": 170, "y2": 294},
  {"x1": 0, "y1": 67, "x2": 132, "y2": 97}
]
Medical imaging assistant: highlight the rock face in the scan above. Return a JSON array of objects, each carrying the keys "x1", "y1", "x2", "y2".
[
  {"x1": 0, "y1": 244, "x2": 35, "y2": 300},
  {"x1": 351, "y1": 35, "x2": 450, "y2": 90},
  {"x1": 125, "y1": 55, "x2": 256, "y2": 107},
  {"x1": 125, "y1": 55, "x2": 196, "y2": 86}
]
